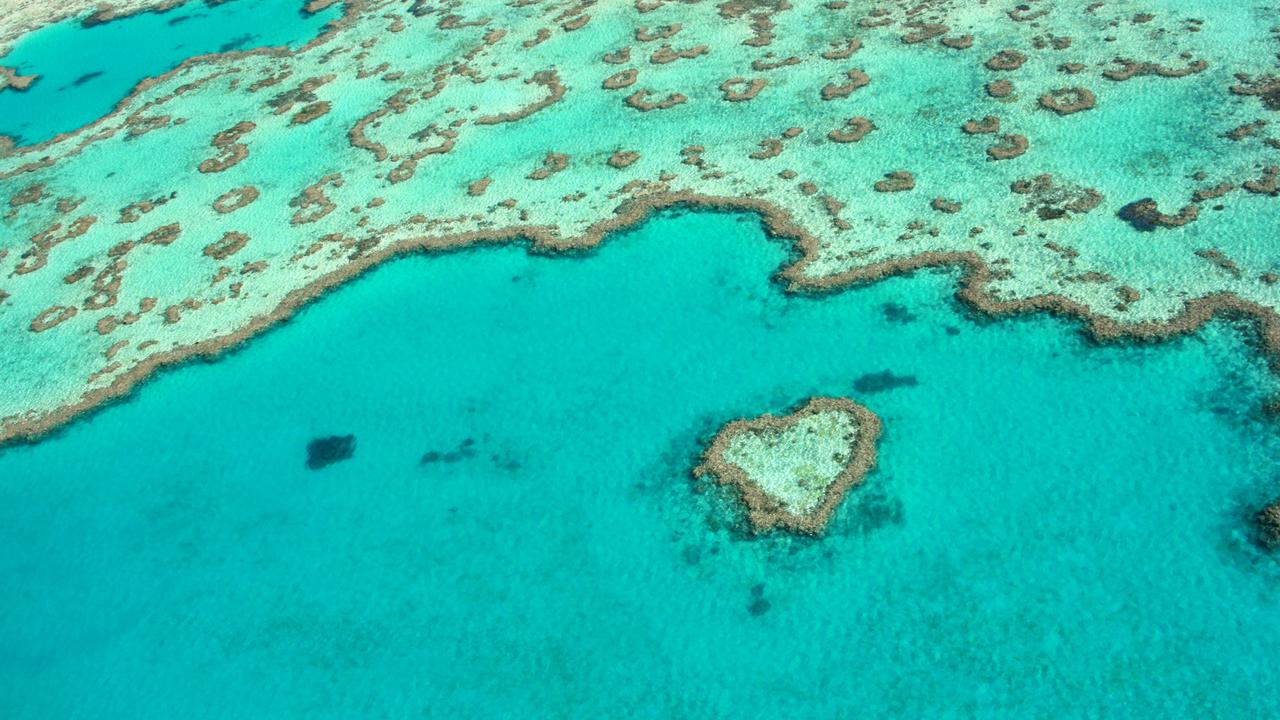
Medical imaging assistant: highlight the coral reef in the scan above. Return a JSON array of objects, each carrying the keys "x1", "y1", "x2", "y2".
[
  {"x1": 1257, "y1": 500, "x2": 1280, "y2": 550},
  {"x1": 694, "y1": 397, "x2": 881, "y2": 534}
]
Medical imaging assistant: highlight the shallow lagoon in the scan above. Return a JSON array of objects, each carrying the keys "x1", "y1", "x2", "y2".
[
  {"x1": 0, "y1": 0, "x2": 338, "y2": 144},
  {"x1": 2, "y1": 211, "x2": 1279, "y2": 717}
]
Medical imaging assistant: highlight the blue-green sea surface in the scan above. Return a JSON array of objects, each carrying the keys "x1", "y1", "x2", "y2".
[
  {"x1": 3, "y1": 211, "x2": 1280, "y2": 718},
  {"x1": 0, "y1": 0, "x2": 338, "y2": 145}
]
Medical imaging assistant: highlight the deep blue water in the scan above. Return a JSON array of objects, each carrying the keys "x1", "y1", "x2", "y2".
[
  {"x1": 2, "y1": 211, "x2": 1279, "y2": 717},
  {"x1": 0, "y1": 0, "x2": 338, "y2": 145}
]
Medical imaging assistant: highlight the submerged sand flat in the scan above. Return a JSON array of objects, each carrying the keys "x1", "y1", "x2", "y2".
[{"x1": 2, "y1": 0, "x2": 1280, "y2": 443}]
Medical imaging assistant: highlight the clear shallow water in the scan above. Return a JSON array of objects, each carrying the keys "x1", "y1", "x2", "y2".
[
  {"x1": 0, "y1": 0, "x2": 338, "y2": 144},
  {"x1": 2, "y1": 211, "x2": 1280, "y2": 717}
]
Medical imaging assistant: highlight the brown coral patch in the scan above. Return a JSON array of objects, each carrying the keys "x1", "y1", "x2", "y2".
[
  {"x1": 528, "y1": 152, "x2": 570, "y2": 180},
  {"x1": 303, "y1": 0, "x2": 341, "y2": 13},
  {"x1": 1191, "y1": 183, "x2": 1234, "y2": 203},
  {"x1": 962, "y1": 116, "x2": 1000, "y2": 134},
  {"x1": 204, "y1": 231, "x2": 249, "y2": 261},
  {"x1": 467, "y1": 178, "x2": 492, "y2": 196},
  {"x1": 1230, "y1": 75, "x2": 1280, "y2": 111},
  {"x1": 827, "y1": 117, "x2": 876, "y2": 143},
  {"x1": 117, "y1": 196, "x2": 170, "y2": 224},
  {"x1": 142, "y1": 223, "x2": 182, "y2": 246},
  {"x1": 751, "y1": 54, "x2": 801, "y2": 71},
  {"x1": 602, "y1": 47, "x2": 631, "y2": 64},
  {"x1": 608, "y1": 150, "x2": 641, "y2": 168},
  {"x1": 561, "y1": 14, "x2": 591, "y2": 31},
  {"x1": 1105, "y1": 58, "x2": 1208, "y2": 81},
  {"x1": 0, "y1": 65, "x2": 38, "y2": 92},
  {"x1": 291, "y1": 101, "x2": 331, "y2": 125},
  {"x1": 1196, "y1": 249, "x2": 1242, "y2": 278},
  {"x1": 1243, "y1": 167, "x2": 1279, "y2": 196},
  {"x1": 602, "y1": 69, "x2": 639, "y2": 90},
  {"x1": 266, "y1": 75, "x2": 335, "y2": 116},
  {"x1": 650, "y1": 44, "x2": 708, "y2": 64},
  {"x1": 901, "y1": 22, "x2": 948, "y2": 45},
  {"x1": 987, "y1": 134, "x2": 1028, "y2": 161},
  {"x1": 289, "y1": 174, "x2": 342, "y2": 225},
  {"x1": 986, "y1": 80, "x2": 1015, "y2": 98},
  {"x1": 475, "y1": 70, "x2": 566, "y2": 125},
  {"x1": 14, "y1": 216, "x2": 97, "y2": 275},
  {"x1": 1012, "y1": 175, "x2": 1103, "y2": 218},
  {"x1": 83, "y1": 260, "x2": 125, "y2": 310},
  {"x1": 719, "y1": 77, "x2": 766, "y2": 102},
  {"x1": 197, "y1": 121, "x2": 256, "y2": 174},
  {"x1": 1257, "y1": 500, "x2": 1280, "y2": 549},
  {"x1": 749, "y1": 138, "x2": 784, "y2": 160},
  {"x1": 8, "y1": 182, "x2": 44, "y2": 210},
  {"x1": 625, "y1": 89, "x2": 687, "y2": 111},
  {"x1": 1009, "y1": 6, "x2": 1049, "y2": 21},
  {"x1": 30, "y1": 305, "x2": 77, "y2": 332},
  {"x1": 693, "y1": 396, "x2": 882, "y2": 535},
  {"x1": 821, "y1": 69, "x2": 870, "y2": 100},
  {"x1": 64, "y1": 265, "x2": 94, "y2": 284},
  {"x1": 1118, "y1": 198, "x2": 1199, "y2": 229},
  {"x1": 1039, "y1": 87, "x2": 1096, "y2": 115},
  {"x1": 821, "y1": 37, "x2": 862, "y2": 60},
  {"x1": 874, "y1": 171, "x2": 915, "y2": 193},
  {"x1": 212, "y1": 186, "x2": 260, "y2": 214},
  {"x1": 635, "y1": 24, "x2": 681, "y2": 42},
  {"x1": 985, "y1": 50, "x2": 1027, "y2": 71},
  {"x1": 931, "y1": 197, "x2": 962, "y2": 213}
]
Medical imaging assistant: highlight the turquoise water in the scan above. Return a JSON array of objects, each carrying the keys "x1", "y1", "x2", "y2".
[
  {"x1": 2, "y1": 211, "x2": 1280, "y2": 717},
  {"x1": 0, "y1": 0, "x2": 338, "y2": 145}
]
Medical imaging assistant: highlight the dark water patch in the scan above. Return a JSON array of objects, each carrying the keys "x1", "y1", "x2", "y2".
[
  {"x1": 489, "y1": 452, "x2": 521, "y2": 472},
  {"x1": 835, "y1": 483, "x2": 904, "y2": 537},
  {"x1": 68, "y1": 71, "x2": 104, "y2": 89},
  {"x1": 218, "y1": 33, "x2": 257, "y2": 52},
  {"x1": 747, "y1": 583, "x2": 771, "y2": 616},
  {"x1": 681, "y1": 544, "x2": 702, "y2": 566},
  {"x1": 882, "y1": 302, "x2": 917, "y2": 324},
  {"x1": 305, "y1": 434, "x2": 355, "y2": 470},
  {"x1": 853, "y1": 370, "x2": 918, "y2": 394},
  {"x1": 420, "y1": 437, "x2": 478, "y2": 465}
]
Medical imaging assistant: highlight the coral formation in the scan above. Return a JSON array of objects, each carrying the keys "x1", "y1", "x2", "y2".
[{"x1": 694, "y1": 397, "x2": 881, "y2": 534}]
